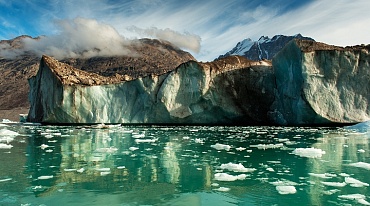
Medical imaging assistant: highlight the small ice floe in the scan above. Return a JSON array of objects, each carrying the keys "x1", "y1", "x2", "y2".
[
  {"x1": 308, "y1": 173, "x2": 336, "y2": 179},
  {"x1": 129, "y1": 147, "x2": 139, "y2": 151},
  {"x1": 45, "y1": 149, "x2": 53, "y2": 153},
  {"x1": 358, "y1": 149, "x2": 366, "y2": 153},
  {"x1": 213, "y1": 187, "x2": 230, "y2": 192},
  {"x1": 96, "y1": 147, "x2": 118, "y2": 153},
  {"x1": 135, "y1": 139, "x2": 157, "y2": 143},
  {"x1": 323, "y1": 189, "x2": 340, "y2": 195},
  {"x1": 220, "y1": 163, "x2": 256, "y2": 173},
  {"x1": 338, "y1": 194, "x2": 366, "y2": 200},
  {"x1": 211, "y1": 143, "x2": 231, "y2": 151},
  {"x1": 348, "y1": 162, "x2": 370, "y2": 170},
  {"x1": 276, "y1": 185, "x2": 297, "y2": 195},
  {"x1": 0, "y1": 123, "x2": 9, "y2": 127},
  {"x1": 339, "y1": 173, "x2": 350, "y2": 177},
  {"x1": 211, "y1": 183, "x2": 219, "y2": 187},
  {"x1": 40, "y1": 144, "x2": 49, "y2": 150},
  {"x1": 0, "y1": 129, "x2": 19, "y2": 137},
  {"x1": 0, "y1": 178, "x2": 12, "y2": 182},
  {"x1": 100, "y1": 171, "x2": 111, "y2": 176},
  {"x1": 321, "y1": 181, "x2": 346, "y2": 187},
  {"x1": 292, "y1": 148, "x2": 325, "y2": 158},
  {"x1": 182, "y1": 136, "x2": 190, "y2": 140},
  {"x1": 194, "y1": 138, "x2": 204, "y2": 144},
  {"x1": 117, "y1": 166, "x2": 126, "y2": 169},
  {"x1": 37, "y1": 175, "x2": 54, "y2": 180},
  {"x1": 214, "y1": 173, "x2": 247, "y2": 181},
  {"x1": 250, "y1": 143, "x2": 284, "y2": 150},
  {"x1": 77, "y1": 168, "x2": 85, "y2": 173},
  {"x1": 0, "y1": 143, "x2": 13, "y2": 149},
  {"x1": 64, "y1": 169, "x2": 77, "y2": 172},
  {"x1": 278, "y1": 138, "x2": 290, "y2": 142},
  {"x1": 266, "y1": 168, "x2": 275, "y2": 172},
  {"x1": 235, "y1": 147, "x2": 246, "y2": 151},
  {"x1": 96, "y1": 168, "x2": 110, "y2": 172},
  {"x1": 132, "y1": 134, "x2": 145, "y2": 138},
  {"x1": 345, "y1": 177, "x2": 369, "y2": 187}
]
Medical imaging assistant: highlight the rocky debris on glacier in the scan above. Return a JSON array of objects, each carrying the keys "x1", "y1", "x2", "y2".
[{"x1": 27, "y1": 39, "x2": 370, "y2": 125}]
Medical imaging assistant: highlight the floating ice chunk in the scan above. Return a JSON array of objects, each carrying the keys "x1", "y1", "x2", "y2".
[
  {"x1": 182, "y1": 136, "x2": 190, "y2": 140},
  {"x1": 321, "y1": 181, "x2": 346, "y2": 187},
  {"x1": 358, "y1": 198, "x2": 370, "y2": 205},
  {"x1": 270, "y1": 179, "x2": 298, "y2": 186},
  {"x1": 345, "y1": 177, "x2": 369, "y2": 187},
  {"x1": 348, "y1": 162, "x2": 370, "y2": 170},
  {"x1": 339, "y1": 173, "x2": 350, "y2": 177},
  {"x1": 276, "y1": 185, "x2": 296, "y2": 195},
  {"x1": 220, "y1": 163, "x2": 256, "y2": 173},
  {"x1": 214, "y1": 173, "x2": 247, "y2": 181},
  {"x1": 135, "y1": 139, "x2": 157, "y2": 143},
  {"x1": 117, "y1": 166, "x2": 126, "y2": 169},
  {"x1": 358, "y1": 149, "x2": 366, "y2": 153},
  {"x1": 338, "y1": 194, "x2": 366, "y2": 200},
  {"x1": 213, "y1": 187, "x2": 230, "y2": 192},
  {"x1": 132, "y1": 134, "x2": 145, "y2": 138},
  {"x1": 250, "y1": 143, "x2": 284, "y2": 150},
  {"x1": 45, "y1": 149, "x2": 53, "y2": 153},
  {"x1": 0, "y1": 178, "x2": 12, "y2": 182},
  {"x1": 64, "y1": 169, "x2": 77, "y2": 172},
  {"x1": 278, "y1": 138, "x2": 290, "y2": 142},
  {"x1": 211, "y1": 143, "x2": 231, "y2": 151},
  {"x1": 96, "y1": 147, "x2": 118, "y2": 153},
  {"x1": 194, "y1": 138, "x2": 204, "y2": 144},
  {"x1": 40, "y1": 144, "x2": 49, "y2": 150},
  {"x1": 96, "y1": 168, "x2": 110, "y2": 172},
  {"x1": 323, "y1": 189, "x2": 340, "y2": 195},
  {"x1": 0, "y1": 123, "x2": 9, "y2": 127},
  {"x1": 266, "y1": 168, "x2": 275, "y2": 172},
  {"x1": 0, "y1": 129, "x2": 19, "y2": 137},
  {"x1": 211, "y1": 183, "x2": 219, "y2": 187},
  {"x1": 38, "y1": 175, "x2": 54, "y2": 180},
  {"x1": 129, "y1": 147, "x2": 139, "y2": 151},
  {"x1": 308, "y1": 173, "x2": 336, "y2": 179},
  {"x1": 292, "y1": 148, "x2": 325, "y2": 158},
  {"x1": 0, "y1": 143, "x2": 13, "y2": 149},
  {"x1": 77, "y1": 168, "x2": 85, "y2": 173},
  {"x1": 100, "y1": 171, "x2": 111, "y2": 176},
  {"x1": 235, "y1": 147, "x2": 246, "y2": 151}
]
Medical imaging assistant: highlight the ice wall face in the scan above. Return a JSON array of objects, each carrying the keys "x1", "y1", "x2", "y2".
[
  {"x1": 27, "y1": 56, "x2": 275, "y2": 124},
  {"x1": 271, "y1": 40, "x2": 370, "y2": 125}
]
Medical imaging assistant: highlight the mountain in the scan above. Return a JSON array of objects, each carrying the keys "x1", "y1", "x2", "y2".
[
  {"x1": 0, "y1": 36, "x2": 195, "y2": 120},
  {"x1": 218, "y1": 34, "x2": 314, "y2": 60}
]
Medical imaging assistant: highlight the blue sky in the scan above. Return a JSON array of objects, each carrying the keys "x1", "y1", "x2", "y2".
[{"x1": 1, "y1": 0, "x2": 369, "y2": 61}]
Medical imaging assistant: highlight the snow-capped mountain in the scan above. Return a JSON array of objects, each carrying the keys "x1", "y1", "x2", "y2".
[{"x1": 218, "y1": 34, "x2": 314, "y2": 61}]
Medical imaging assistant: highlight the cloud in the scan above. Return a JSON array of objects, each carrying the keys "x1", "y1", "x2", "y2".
[
  {"x1": 130, "y1": 26, "x2": 201, "y2": 53},
  {"x1": 0, "y1": 18, "x2": 132, "y2": 59}
]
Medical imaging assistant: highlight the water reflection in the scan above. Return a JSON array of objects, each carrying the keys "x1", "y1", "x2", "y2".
[{"x1": 0, "y1": 124, "x2": 369, "y2": 205}]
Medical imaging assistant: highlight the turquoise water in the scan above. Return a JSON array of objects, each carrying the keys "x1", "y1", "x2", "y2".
[{"x1": 0, "y1": 123, "x2": 369, "y2": 205}]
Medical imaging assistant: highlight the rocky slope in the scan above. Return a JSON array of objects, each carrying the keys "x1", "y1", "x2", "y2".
[
  {"x1": 0, "y1": 36, "x2": 195, "y2": 120},
  {"x1": 218, "y1": 34, "x2": 314, "y2": 61},
  {"x1": 28, "y1": 39, "x2": 370, "y2": 125}
]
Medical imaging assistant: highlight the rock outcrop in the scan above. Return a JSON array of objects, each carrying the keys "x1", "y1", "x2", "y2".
[
  {"x1": 28, "y1": 39, "x2": 370, "y2": 125},
  {"x1": 28, "y1": 55, "x2": 274, "y2": 124}
]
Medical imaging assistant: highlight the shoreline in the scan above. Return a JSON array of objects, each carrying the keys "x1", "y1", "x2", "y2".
[{"x1": 0, "y1": 107, "x2": 29, "y2": 122}]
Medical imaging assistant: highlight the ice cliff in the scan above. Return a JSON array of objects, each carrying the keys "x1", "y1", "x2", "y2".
[
  {"x1": 28, "y1": 39, "x2": 370, "y2": 125},
  {"x1": 28, "y1": 55, "x2": 274, "y2": 124}
]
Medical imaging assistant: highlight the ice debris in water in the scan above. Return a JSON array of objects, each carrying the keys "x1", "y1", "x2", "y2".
[
  {"x1": 0, "y1": 123, "x2": 9, "y2": 127},
  {"x1": 40, "y1": 144, "x2": 49, "y2": 150},
  {"x1": 96, "y1": 147, "x2": 118, "y2": 153},
  {"x1": 129, "y1": 147, "x2": 139, "y2": 151},
  {"x1": 345, "y1": 177, "x2": 369, "y2": 187},
  {"x1": 292, "y1": 148, "x2": 325, "y2": 158},
  {"x1": 38, "y1": 175, "x2": 54, "y2": 180},
  {"x1": 0, "y1": 143, "x2": 13, "y2": 149},
  {"x1": 235, "y1": 147, "x2": 246, "y2": 151},
  {"x1": 0, "y1": 129, "x2": 19, "y2": 137},
  {"x1": 250, "y1": 143, "x2": 284, "y2": 150},
  {"x1": 220, "y1": 163, "x2": 256, "y2": 173},
  {"x1": 338, "y1": 194, "x2": 366, "y2": 200},
  {"x1": 211, "y1": 143, "x2": 231, "y2": 151},
  {"x1": 213, "y1": 187, "x2": 230, "y2": 192},
  {"x1": 321, "y1": 181, "x2": 346, "y2": 187},
  {"x1": 348, "y1": 162, "x2": 370, "y2": 170},
  {"x1": 308, "y1": 173, "x2": 336, "y2": 179},
  {"x1": 276, "y1": 186, "x2": 297, "y2": 195},
  {"x1": 214, "y1": 173, "x2": 247, "y2": 181}
]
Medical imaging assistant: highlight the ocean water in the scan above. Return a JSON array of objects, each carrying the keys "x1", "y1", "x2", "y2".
[{"x1": 0, "y1": 123, "x2": 369, "y2": 206}]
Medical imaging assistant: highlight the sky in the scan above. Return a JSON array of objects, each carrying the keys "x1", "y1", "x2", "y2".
[{"x1": 0, "y1": 0, "x2": 369, "y2": 61}]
